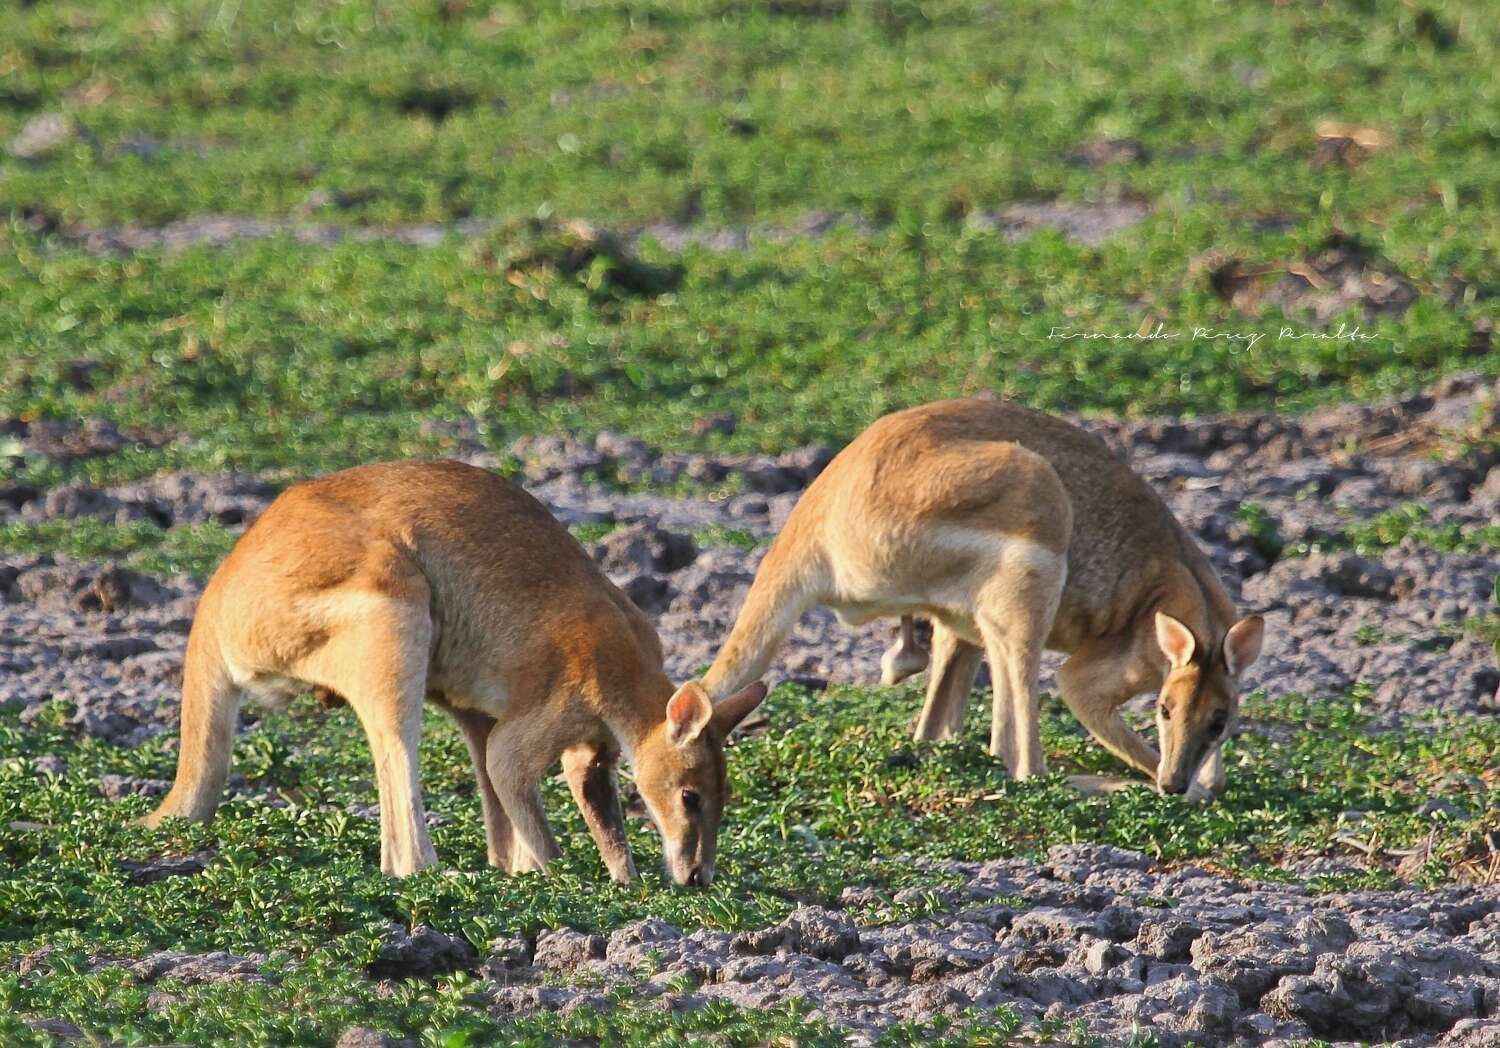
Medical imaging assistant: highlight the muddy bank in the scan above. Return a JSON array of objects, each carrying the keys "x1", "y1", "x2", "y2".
[
  {"x1": 471, "y1": 843, "x2": 1500, "y2": 1046},
  {"x1": 15, "y1": 844, "x2": 1500, "y2": 1046},
  {"x1": 3, "y1": 374, "x2": 1497, "y2": 745}
]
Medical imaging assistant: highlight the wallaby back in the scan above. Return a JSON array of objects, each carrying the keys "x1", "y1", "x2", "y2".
[{"x1": 859, "y1": 399, "x2": 1237, "y2": 643}]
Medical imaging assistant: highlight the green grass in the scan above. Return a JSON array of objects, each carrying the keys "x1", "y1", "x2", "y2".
[
  {"x1": 567, "y1": 520, "x2": 618, "y2": 545},
  {"x1": 1, "y1": 0, "x2": 1498, "y2": 487},
  {"x1": 0, "y1": 972, "x2": 859, "y2": 1048},
  {"x1": 0, "y1": 519, "x2": 239, "y2": 580},
  {"x1": 4, "y1": 226, "x2": 1494, "y2": 490},
  {"x1": 1, "y1": 0, "x2": 1497, "y2": 230},
  {"x1": 3, "y1": 685, "x2": 1497, "y2": 1043},
  {"x1": 1339, "y1": 503, "x2": 1500, "y2": 556},
  {"x1": 1286, "y1": 502, "x2": 1500, "y2": 557},
  {"x1": 691, "y1": 524, "x2": 761, "y2": 552}
]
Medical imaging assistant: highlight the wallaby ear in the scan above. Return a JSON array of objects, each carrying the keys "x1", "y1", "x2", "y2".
[
  {"x1": 1223, "y1": 615, "x2": 1265, "y2": 678},
  {"x1": 1155, "y1": 612, "x2": 1196, "y2": 670},
  {"x1": 711, "y1": 681, "x2": 768, "y2": 736},
  {"x1": 665, "y1": 682, "x2": 714, "y2": 746}
]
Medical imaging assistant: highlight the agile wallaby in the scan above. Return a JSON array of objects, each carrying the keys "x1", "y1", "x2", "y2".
[
  {"x1": 701, "y1": 399, "x2": 1263, "y2": 798},
  {"x1": 143, "y1": 460, "x2": 766, "y2": 884}
]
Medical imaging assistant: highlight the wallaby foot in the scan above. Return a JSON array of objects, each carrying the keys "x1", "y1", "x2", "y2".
[
  {"x1": 303, "y1": 592, "x2": 438, "y2": 878},
  {"x1": 434, "y1": 697, "x2": 515, "y2": 869},
  {"x1": 880, "y1": 616, "x2": 930, "y2": 685},
  {"x1": 1185, "y1": 745, "x2": 1225, "y2": 803},
  {"x1": 978, "y1": 545, "x2": 1066, "y2": 779}
]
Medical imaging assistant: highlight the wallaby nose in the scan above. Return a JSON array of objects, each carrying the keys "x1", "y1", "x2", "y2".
[
  {"x1": 685, "y1": 866, "x2": 704, "y2": 887},
  {"x1": 1157, "y1": 776, "x2": 1189, "y2": 795}
]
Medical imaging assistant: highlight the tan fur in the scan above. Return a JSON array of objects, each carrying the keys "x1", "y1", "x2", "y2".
[
  {"x1": 143, "y1": 460, "x2": 764, "y2": 883},
  {"x1": 703, "y1": 399, "x2": 1265, "y2": 795}
]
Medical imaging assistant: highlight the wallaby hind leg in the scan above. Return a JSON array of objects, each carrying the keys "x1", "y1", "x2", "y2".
[
  {"x1": 143, "y1": 625, "x2": 241, "y2": 826},
  {"x1": 976, "y1": 544, "x2": 1067, "y2": 779},
  {"x1": 911, "y1": 623, "x2": 982, "y2": 742},
  {"x1": 433, "y1": 697, "x2": 514, "y2": 869},
  {"x1": 880, "y1": 616, "x2": 930, "y2": 686},
  {"x1": 299, "y1": 596, "x2": 438, "y2": 877}
]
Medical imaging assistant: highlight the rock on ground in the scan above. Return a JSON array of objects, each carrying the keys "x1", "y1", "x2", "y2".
[{"x1": 477, "y1": 845, "x2": 1500, "y2": 1045}]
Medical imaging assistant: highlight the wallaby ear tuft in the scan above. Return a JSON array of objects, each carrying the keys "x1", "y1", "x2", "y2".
[
  {"x1": 711, "y1": 681, "x2": 768, "y2": 736},
  {"x1": 1154, "y1": 612, "x2": 1196, "y2": 670},
  {"x1": 1223, "y1": 615, "x2": 1265, "y2": 677},
  {"x1": 665, "y1": 682, "x2": 714, "y2": 746}
]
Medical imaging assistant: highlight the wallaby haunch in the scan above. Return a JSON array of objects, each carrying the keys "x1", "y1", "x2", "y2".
[
  {"x1": 701, "y1": 399, "x2": 1263, "y2": 798},
  {"x1": 144, "y1": 460, "x2": 766, "y2": 884}
]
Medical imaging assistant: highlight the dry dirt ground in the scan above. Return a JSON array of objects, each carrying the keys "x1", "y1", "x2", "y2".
[{"x1": 3, "y1": 375, "x2": 1499, "y2": 1045}]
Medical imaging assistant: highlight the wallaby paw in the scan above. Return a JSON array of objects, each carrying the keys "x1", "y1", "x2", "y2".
[
  {"x1": 506, "y1": 853, "x2": 553, "y2": 877},
  {"x1": 1066, "y1": 773, "x2": 1147, "y2": 795},
  {"x1": 137, "y1": 803, "x2": 179, "y2": 829},
  {"x1": 1184, "y1": 782, "x2": 1222, "y2": 804}
]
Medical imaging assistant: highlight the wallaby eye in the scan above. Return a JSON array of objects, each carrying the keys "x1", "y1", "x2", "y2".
[
  {"x1": 1159, "y1": 702, "x2": 1172, "y2": 721},
  {"x1": 681, "y1": 789, "x2": 701, "y2": 812},
  {"x1": 1209, "y1": 713, "x2": 1229, "y2": 736}
]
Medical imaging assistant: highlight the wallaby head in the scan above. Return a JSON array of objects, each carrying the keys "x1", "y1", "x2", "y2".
[
  {"x1": 1152, "y1": 612, "x2": 1265, "y2": 795},
  {"x1": 631, "y1": 680, "x2": 767, "y2": 886}
]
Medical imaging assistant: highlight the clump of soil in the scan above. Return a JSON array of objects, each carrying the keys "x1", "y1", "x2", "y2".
[
  {"x1": 1204, "y1": 233, "x2": 1419, "y2": 322},
  {"x1": 467, "y1": 217, "x2": 682, "y2": 299}
]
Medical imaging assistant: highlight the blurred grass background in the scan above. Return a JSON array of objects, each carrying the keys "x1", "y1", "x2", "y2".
[{"x1": 0, "y1": 0, "x2": 1496, "y2": 483}]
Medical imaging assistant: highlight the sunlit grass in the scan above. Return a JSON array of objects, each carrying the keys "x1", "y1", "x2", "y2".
[{"x1": 2, "y1": 683, "x2": 1496, "y2": 1041}]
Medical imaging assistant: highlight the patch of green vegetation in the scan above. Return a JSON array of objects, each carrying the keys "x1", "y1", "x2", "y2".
[
  {"x1": 1, "y1": 0, "x2": 1497, "y2": 235},
  {"x1": 0, "y1": 968, "x2": 857, "y2": 1047},
  {"x1": 691, "y1": 524, "x2": 761, "y2": 552},
  {"x1": 568, "y1": 520, "x2": 618, "y2": 545},
  {"x1": 1234, "y1": 501, "x2": 1284, "y2": 560},
  {"x1": 0, "y1": 519, "x2": 239, "y2": 580},
  {"x1": 4, "y1": 227, "x2": 1493, "y2": 490},
  {"x1": 1345, "y1": 503, "x2": 1500, "y2": 555},
  {"x1": 1, "y1": 0, "x2": 1498, "y2": 487},
  {"x1": 2, "y1": 685, "x2": 1497, "y2": 1041},
  {"x1": 1332, "y1": 504, "x2": 1500, "y2": 557}
]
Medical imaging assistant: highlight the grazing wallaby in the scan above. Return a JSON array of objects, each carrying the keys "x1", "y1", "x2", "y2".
[
  {"x1": 701, "y1": 399, "x2": 1263, "y2": 798},
  {"x1": 143, "y1": 460, "x2": 767, "y2": 885}
]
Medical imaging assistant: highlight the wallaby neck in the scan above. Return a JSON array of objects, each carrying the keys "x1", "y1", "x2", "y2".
[
  {"x1": 702, "y1": 536, "x2": 822, "y2": 701},
  {"x1": 598, "y1": 671, "x2": 675, "y2": 765},
  {"x1": 1153, "y1": 540, "x2": 1239, "y2": 648}
]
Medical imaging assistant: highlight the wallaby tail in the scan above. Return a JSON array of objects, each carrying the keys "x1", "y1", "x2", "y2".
[{"x1": 141, "y1": 616, "x2": 240, "y2": 826}]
